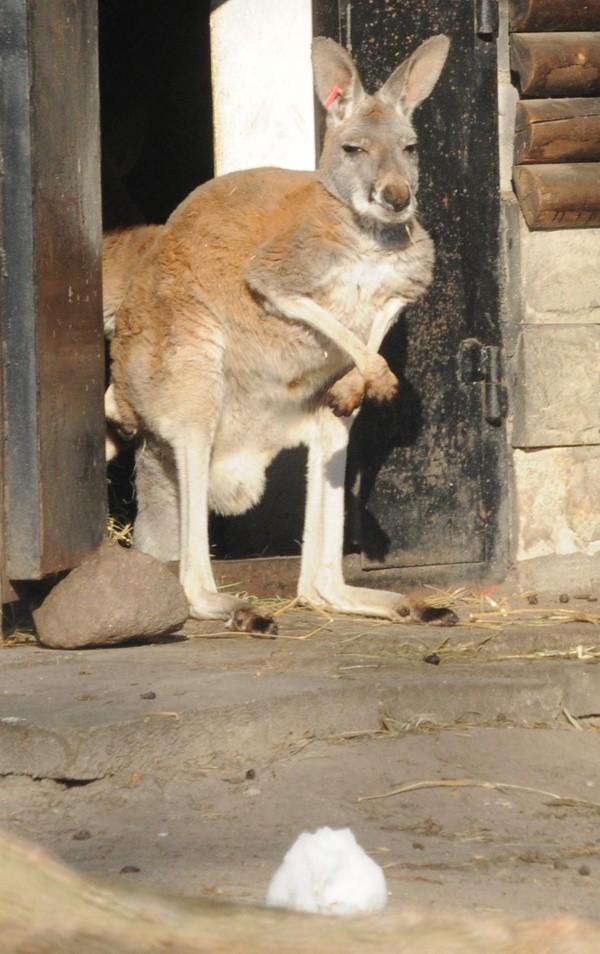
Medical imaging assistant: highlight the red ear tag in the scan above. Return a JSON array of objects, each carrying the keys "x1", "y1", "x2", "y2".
[{"x1": 324, "y1": 84, "x2": 343, "y2": 110}]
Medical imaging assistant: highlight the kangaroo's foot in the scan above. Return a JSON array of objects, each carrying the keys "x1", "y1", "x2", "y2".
[
  {"x1": 186, "y1": 587, "x2": 277, "y2": 635},
  {"x1": 227, "y1": 607, "x2": 279, "y2": 635},
  {"x1": 298, "y1": 580, "x2": 458, "y2": 626},
  {"x1": 403, "y1": 599, "x2": 459, "y2": 626}
]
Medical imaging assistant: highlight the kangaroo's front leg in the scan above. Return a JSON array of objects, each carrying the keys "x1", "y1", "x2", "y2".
[
  {"x1": 259, "y1": 292, "x2": 400, "y2": 407},
  {"x1": 298, "y1": 409, "x2": 458, "y2": 624}
]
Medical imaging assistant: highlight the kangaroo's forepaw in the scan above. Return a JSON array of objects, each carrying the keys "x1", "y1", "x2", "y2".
[
  {"x1": 364, "y1": 364, "x2": 400, "y2": 405},
  {"x1": 326, "y1": 369, "x2": 365, "y2": 417},
  {"x1": 227, "y1": 607, "x2": 279, "y2": 636},
  {"x1": 408, "y1": 601, "x2": 459, "y2": 626}
]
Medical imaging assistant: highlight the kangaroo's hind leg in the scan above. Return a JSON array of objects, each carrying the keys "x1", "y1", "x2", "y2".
[
  {"x1": 170, "y1": 425, "x2": 277, "y2": 633},
  {"x1": 133, "y1": 434, "x2": 180, "y2": 563},
  {"x1": 298, "y1": 408, "x2": 458, "y2": 625},
  {"x1": 150, "y1": 332, "x2": 277, "y2": 634}
]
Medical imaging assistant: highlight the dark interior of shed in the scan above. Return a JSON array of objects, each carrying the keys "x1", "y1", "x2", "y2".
[
  {"x1": 98, "y1": 0, "x2": 307, "y2": 560},
  {"x1": 99, "y1": 0, "x2": 214, "y2": 228}
]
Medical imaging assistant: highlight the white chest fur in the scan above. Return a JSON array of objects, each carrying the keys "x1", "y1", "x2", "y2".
[{"x1": 321, "y1": 246, "x2": 414, "y2": 338}]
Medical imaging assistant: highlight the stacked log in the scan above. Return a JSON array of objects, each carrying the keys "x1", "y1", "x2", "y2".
[
  {"x1": 509, "y1": 1, "x2": 600, "y2": 229},
  {"x1": 509, "y1": 0, "x2": 600, "y2": 34}
]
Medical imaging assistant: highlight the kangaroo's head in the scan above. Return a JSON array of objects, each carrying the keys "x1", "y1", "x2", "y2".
[{"x1": 313, "y1": 35, "x2": 449, "y2": 232}]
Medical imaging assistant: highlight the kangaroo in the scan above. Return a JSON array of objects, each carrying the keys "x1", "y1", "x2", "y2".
[
  {"x1": 109, "y1": 34, "x2": 457, "y2": 633},
  {"x1": 102, "y1": 225, "x2": 163, "y2": 341},
  {"x1": 102, "y1": 225, "x2": 163, "y2": 460}
]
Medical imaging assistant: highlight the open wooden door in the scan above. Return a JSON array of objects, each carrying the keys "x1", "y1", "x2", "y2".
[{"x1": 0, "y1": 0, "x2": 106, "y2": 599}]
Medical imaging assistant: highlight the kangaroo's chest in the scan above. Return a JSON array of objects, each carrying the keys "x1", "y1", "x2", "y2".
[
  {"x1": 317, "y1": 247, "x2": 412, "y2": 337},
  {"x1": 329, "y1": 255, "x2": 401, "y2": 301}
]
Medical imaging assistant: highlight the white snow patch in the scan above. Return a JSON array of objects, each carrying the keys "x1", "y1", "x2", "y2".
[{"x1": 265, "y1": 827, "x2": 388, "y2": 917}]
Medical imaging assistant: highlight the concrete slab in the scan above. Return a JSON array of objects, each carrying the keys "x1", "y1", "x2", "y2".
[
  {"x1": 1, "y1": 606, "x2": 600, "y2": 922},
  {"x1": 2, "y1": 612, "x2": 599, "y2": 778}
]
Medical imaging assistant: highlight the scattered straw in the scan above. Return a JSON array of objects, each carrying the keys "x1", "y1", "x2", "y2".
[
  {"x1": 2, "y1": 630, "x2": 37, "y2": 647},
  {"x1": 468, "y1": 607, "x2": 600, "y2": 627},
  {"x1": 358, "y1": 777, "x2": 600, "y2": 811},
  {"x1": 491, "y1": 645, "x2": 600, "y2": 662},
  {"x1": 563, "y1": 707, "x2": 584, "y2": 731},
  {"x1": 106, "y1": 516, "x2": 133, "y2": 546},
  {"x1": 424, "y1": 586, "x2": 509, "y2": 614},
  {"x1": 424, "y1": 585, "x2": 600, "y2": 629}
]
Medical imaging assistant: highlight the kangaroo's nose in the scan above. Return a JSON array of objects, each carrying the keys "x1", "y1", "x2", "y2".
[{"x1": 380, "y1": 185, "x2": 410, "y2": 213}]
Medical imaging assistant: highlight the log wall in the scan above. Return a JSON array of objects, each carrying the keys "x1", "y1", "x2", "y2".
[
  {"x1": 509, "y1": 0, "x2": 600, "y2": 34},
  {"x1": 514, "y1": 98, "x2": 600, "y2": 163},
  {"x1": 509, "y1": 5, "x2": 600, "y2": 229}
]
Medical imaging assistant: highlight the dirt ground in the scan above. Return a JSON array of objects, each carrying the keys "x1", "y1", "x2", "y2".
[{"x1": 2, "y1": 592, "x2": 600, "y2": 924}]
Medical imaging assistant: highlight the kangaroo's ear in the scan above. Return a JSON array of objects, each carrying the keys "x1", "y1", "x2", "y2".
[
  {"x1": 380, "y1": 35, "x2": 450, "y2": 117},
  {"x1": 312, "y1": 37, "x2": 365, "y2": 122}
]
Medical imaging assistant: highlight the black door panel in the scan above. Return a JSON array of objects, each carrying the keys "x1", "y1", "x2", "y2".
[{"x1": 318, "y1": 0, "x2": 507, "y2": 577}]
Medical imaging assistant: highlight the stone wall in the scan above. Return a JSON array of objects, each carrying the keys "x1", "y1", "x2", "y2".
[{"x1": 498, "y1": 1, "x2": 600, "y2": 593}]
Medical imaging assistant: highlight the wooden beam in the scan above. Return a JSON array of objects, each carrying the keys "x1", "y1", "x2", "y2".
[
  {"x1": 510, "y1": 33, "x2": 600, "y2": 97},
  {"x1": 509, "y1": 0, "x2": 600, "y2": 33},
  {"x1": 0, "y1": 0, "x2": 106, "y2": 581},
  {"x1": 514, "y1": 98, "x2": 600, "y2": 163},
  {"x1": 513, "y1": 163, "x2": 600, "y2": 229}
]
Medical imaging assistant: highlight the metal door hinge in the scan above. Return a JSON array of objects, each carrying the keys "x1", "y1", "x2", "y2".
[
  {"x1": 457, "y1": 338, "x2": 503, "y2": 425},
  {"x1": 475, "y1": 0, "x2": 498, "y2": 39}
]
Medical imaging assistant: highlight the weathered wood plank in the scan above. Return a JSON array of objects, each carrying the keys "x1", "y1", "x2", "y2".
[
  {"x1": 509, "y1": 0, "x2": 600, "y2": 33},
  {"x1": 0, "y1": 0, "x2": 106, "y2": 580},
  {"x1": 514, "y1": 98, "x2": 600, "y2": 163},
  {"x1": 513, "y1": 163, "x2": 600, "y2": 228},
  {"x1": 510, "y1": 33, "x2": 600, "y2": 97}
]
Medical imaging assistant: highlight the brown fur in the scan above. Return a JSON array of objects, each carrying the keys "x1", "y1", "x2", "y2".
[{"x1": 102, "y1": 225, "x2": 162, "y2": 339}]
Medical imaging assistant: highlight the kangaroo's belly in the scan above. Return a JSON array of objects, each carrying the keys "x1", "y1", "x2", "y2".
[{"x1": 207, "y1": 380, "x2": 322, "y2": 516}]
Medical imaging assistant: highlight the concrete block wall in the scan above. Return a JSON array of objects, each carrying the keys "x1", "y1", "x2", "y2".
[{"x1": 210, "y1": 0, "x2": 315, "y2": 176}]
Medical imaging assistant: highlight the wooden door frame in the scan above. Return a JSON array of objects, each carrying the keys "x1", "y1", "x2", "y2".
[{"x1": 0, "y1": 0, "x2": 106, "y2": 602}]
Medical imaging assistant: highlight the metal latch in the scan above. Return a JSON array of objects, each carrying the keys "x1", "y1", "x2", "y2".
[
  {"x1": 457, "y1": 338, "x2": 503, "y2": 425},
  {"x1": 475, "y1": 0, "x2": 498, "y2": 39}
]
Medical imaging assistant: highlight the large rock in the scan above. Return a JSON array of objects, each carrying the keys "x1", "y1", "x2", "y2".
[{"x1": 33, "y1": 539, "x2": 189, "y2": 648}]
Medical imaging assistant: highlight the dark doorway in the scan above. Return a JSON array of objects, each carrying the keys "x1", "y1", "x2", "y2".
[
  {"x1": 98, "y1": 0, "x2": 214, "y2": 230},
  {"x1": 99, "y1": 0, "x2": 215, "y2": 530},
  {"x1": 99, "y1": 0, "x2": 308, "y2": 560}
]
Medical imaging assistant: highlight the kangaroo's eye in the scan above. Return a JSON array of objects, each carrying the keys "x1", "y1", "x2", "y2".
[
  {"x1": 404, "y1": 143, "x2": 417, "y2": 155},
  {"x1": 342, "y1": 143, "x2": 364, "y2": 155}
]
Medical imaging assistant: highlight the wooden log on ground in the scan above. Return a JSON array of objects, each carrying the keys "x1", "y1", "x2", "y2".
[
  {"x1": 514, "y1": 98, "x2": 600, "y2": 163},
  {"x1": 513, "y1": 163, "x2": 600, "y2": 228},
  {"x1": 509, "y1": 0, "x2": 600, "y2": 33},
  {"x1": 510, "y1": 33, "x2": 600, "y2": 97},
  {"x1": 2, "y1": 828, "x2": 600, "y2": 954}
]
